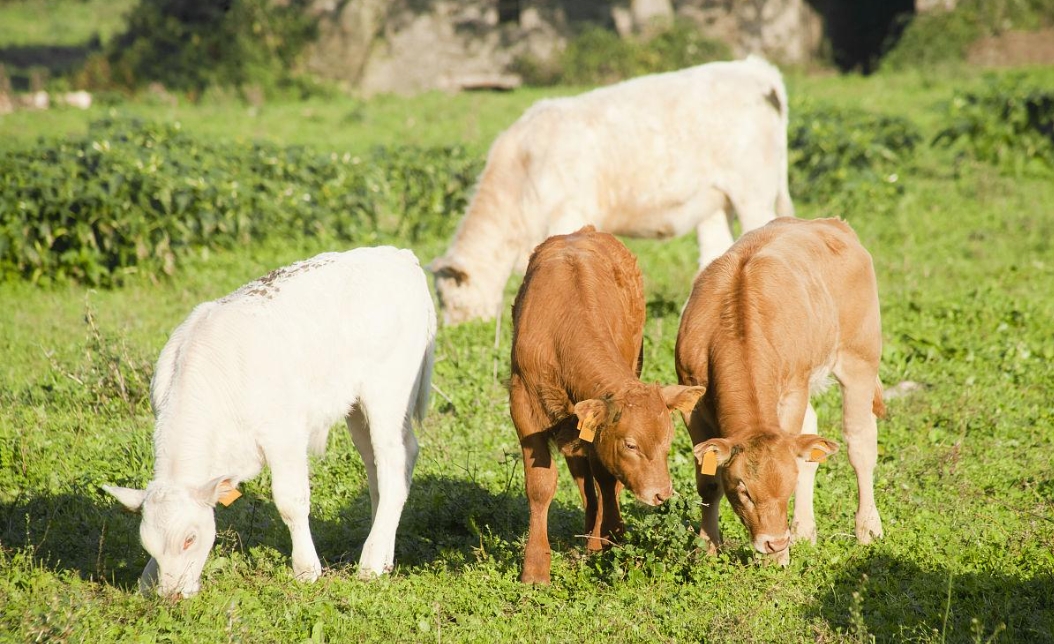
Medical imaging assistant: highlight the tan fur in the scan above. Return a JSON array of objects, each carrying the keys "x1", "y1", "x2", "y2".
[
  {"x1": 675, "y1": 217, "x2": 884, "y2": 564},
  {"x1": 510, "y1": 226, "x2": 704, "y2": 583}
]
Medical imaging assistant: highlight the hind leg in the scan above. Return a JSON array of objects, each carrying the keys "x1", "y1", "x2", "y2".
[
  {"x1": 346, "y1": 405, "x2": 378, "y2": 520},
  {"x1": 696, "y1": 209, "x2": 735, "y2": 270},
  {"x1": 836, "y1": 358, "x2": 883, "y2": 543},
  {"x1": 357, "y1": 390, "x2": 419, "y2": 577}
]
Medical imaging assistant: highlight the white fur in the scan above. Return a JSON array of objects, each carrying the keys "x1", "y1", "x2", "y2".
[
  {"x1": 432, "y1": 56, "x2": 793, "y2": 324},
  {"x1": 104, "y1": 246, "x2": 436, "y2": 597}
]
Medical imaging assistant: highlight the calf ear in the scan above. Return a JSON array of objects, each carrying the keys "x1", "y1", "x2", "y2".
[
  {"x1": 661, "y1": 385, "x2": 706, "y2": 416},
  {"x1": 693, "y1": 439, "x2": 736, "y2": 475},
  {"x1": 198, "y1": 476, "x2": 242, "y2": 507},
  {"x1": 573, "y1": 399, "x2": 610, "y2": 443},
  {"x1": 796, "y1": 436, "x2": 839, "y2": 463},
  {"x1": 103, "y1": 485, "x2": 147, "y2": 512},
  {"x1": 428, "y1": 256, "x2": 469, "y2": 285}
]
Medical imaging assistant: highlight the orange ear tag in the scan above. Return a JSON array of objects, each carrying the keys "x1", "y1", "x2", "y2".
[
  {"x1": 700, "y1": 450, "x2": 718, "y2": 476},
  {"x1": 577, "y1": 417, "x2": 596, "y2": 443},
  {"x1": 217, "y1": 488, "x2": 242, "y2": 507},
  {"x1": 810, "y1": 448, "x2": 828, "y2": 463}
]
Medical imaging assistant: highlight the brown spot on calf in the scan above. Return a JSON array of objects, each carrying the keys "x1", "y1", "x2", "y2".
[
  {"x1": 510, "y1": 226, "x2": 704, "y2": 584},
  {"x1": 675, "y1": 217, "x2": 884, "y2": 565}
]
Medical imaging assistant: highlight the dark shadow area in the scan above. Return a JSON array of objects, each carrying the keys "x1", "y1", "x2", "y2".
[
  {"x1": 813, "y1": 553, "x2": 1054, "y2": 642},
  {"x1": 0, "y1": 473, "x2": 585, "y2": 590},
  {"x1": 0, "y1": 42, "x2": 99, "y2": 90},
  {"x1": 807, "y1": 0, "x2": 916, "y2": 73}
]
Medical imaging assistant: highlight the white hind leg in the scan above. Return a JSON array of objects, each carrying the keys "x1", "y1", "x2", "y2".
[
  {"x1": 346, "y1": 405, "x2": 378, "y2": 520},
  {"x1": 356, "y1": 387, "x2": 419, "y2": 578},
  {"x1": 695, "y1": 209, "x2": 735, "y2": 270}
]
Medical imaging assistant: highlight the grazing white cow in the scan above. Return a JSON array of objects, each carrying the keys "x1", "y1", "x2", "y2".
[
  {"x1": 104, "y1": 247, "x2": 436, "y2": 598},
  {"x1": 430, "y1": 56, "x2": 793, "y2": 325}
]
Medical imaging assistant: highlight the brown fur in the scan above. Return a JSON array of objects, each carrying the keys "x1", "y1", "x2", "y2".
[
  {"x1": 510, "y1": 226, "x2": 704, "y2": 583},
  {"x1": 675, "y1": 217, "x2": 885, "y2": 563}
]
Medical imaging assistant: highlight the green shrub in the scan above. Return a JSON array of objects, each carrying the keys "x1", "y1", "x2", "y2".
[
  {"x1": 881, "y1": 0, "x2": 1054, "y2": 72},
  {"x1": 789, "y1": 101, "x2": 922, "y2": 212},
  {"x1": 0, "y1": 117, "x2": 482, "y2": 287},
  {"x1": 515, "y1": 21, "x2": 731, "y2": 87},
  {"x1": 104, "y1": 0, "x2": 317, "y2": 97},
  {"x1": 933, "y1": 76, "x2": 1054, "y2": 173}
]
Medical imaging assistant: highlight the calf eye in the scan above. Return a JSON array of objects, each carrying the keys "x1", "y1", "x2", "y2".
[
  {"x1": 623, "y1": 440, "x2": 640, "y2": 453},
  {"x1": 183, "y1": 535, "x2": 197, "y2": 551}
]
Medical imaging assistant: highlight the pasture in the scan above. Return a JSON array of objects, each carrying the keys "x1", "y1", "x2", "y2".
[{"x1": 2, "y1": 66, "x2": 1054, "y2": 642}]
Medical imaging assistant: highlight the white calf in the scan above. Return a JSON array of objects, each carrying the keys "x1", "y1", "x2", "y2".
[
  {"x1": 431, "y1": 56, "x2": 793, "y2": 325},
  {"x1": 104, "y1": 247, "x2": 436, "y2": 598}
]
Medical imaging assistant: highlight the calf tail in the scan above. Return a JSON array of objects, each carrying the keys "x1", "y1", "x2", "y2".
[
  {"x1": 748, "y1": 55, "x2": 795, "y2": 219},
  {"x1": 872, "y1": 378, "x2": 887, "y2": 420},
  {"x1": 412, "y1": 334, "x2": 436, "y2": 426}
]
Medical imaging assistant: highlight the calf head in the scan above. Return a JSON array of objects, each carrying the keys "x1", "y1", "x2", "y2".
[
  {"x1": 429, "y1": 256, "x2": 496, "y2": 325},
  {"x1": 103, "y1": 476, "x2": 239, "y2": 599},
  {"x1": 575, "y1": 384, "x2": 705, "y2": 505},
  {"x1": 694, "y1": 433, "x2": 837, "y2": 556}
]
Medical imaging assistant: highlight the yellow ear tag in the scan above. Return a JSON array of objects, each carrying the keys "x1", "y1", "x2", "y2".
[
  {"x1": 217, "y1": 488, "x2": 242, "y2": 507},
  {"x1": 577, "y1": 417, "x2": 595, "y2": 443},
  {"x1": 700, "y1": 450, "x2": 718, "y2": 476},
  {"x1": 810, "y1": 448, "x2": 828, "y2": 463}
]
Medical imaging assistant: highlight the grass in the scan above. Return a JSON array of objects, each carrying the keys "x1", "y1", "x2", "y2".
[
  {"x1": 0, "y1": 0, "x2": 136, "y2": 48},
  {"x1": 2, "y1": 66, "x2": 1054, "y2": 642}
]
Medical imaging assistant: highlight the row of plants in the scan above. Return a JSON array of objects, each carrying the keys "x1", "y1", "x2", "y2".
[
  {"x1": 4, "y1": 78, "x2": 1051, "y2": 288},
  {"x1": 0, "y1": 117, "x2": 480, "y2": 286}
]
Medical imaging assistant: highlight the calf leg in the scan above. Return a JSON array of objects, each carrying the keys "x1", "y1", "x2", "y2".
[
  {"x1": 696, "y1": 470, "x2": 723, "y2": 555},
  {"x1": 776, "y1": 386, "x2": 819, "y2": 545},
  {"x1": 564, "y1": 454, "x2": 601, "y2": 552},
  {"x1": 696, "y1": 209, "x2": 735, "y2": 270},
  {"x1": 269, "y1": 450, "x2": 322, "y2": 582},
  {"x1": 346, "y1": 405, "x2": 378, "y2": 520},
  {"x1": 520, "y1": 432, "x2": 557, "y2": 584},
  {"x1": 790, "y1": 402, "x2": 820, "y2": 544},
  {"x1": 837, "y1": 359, "x2": 884, "y2": 543},
  {"x1": 592, "y1": 465, "x2": 625, "y2": 547},
  {"x1": 357, "y1": 394, "x2": 419, "y2": 578}
]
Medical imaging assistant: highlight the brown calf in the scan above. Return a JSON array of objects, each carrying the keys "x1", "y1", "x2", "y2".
[
  {"x1": 510, "y1": 226, "x2": 705, "y2": 584},
  {"x1": 675, "y1": 217, "x2": 885, "y2": 565}
]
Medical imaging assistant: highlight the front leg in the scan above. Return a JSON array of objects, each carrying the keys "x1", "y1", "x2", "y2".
[
  {"x1": 520, "y1": 432, "x2": 558, "y2": 583},
  {"x1": 563, "y1": 454, "x2": 601, "y2": 552},
  {"x1": 593, "y1": 466, "x2": 625, "y2": 547},
  {"x1": 270, "y1": 453, "x2": 322, "y2": 582},
  {"x1": 696, "y1": 471, "x2": 722, "y2": 554}
]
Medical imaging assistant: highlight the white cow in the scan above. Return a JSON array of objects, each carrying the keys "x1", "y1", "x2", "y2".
[
  {"x1": 430, "y1": 56, "x2": 793, "y2": 325},
  {"x1": 104, "y1": 247, "x2": 436, "y2": 598}
]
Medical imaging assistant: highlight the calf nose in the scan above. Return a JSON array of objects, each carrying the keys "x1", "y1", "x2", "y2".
[
  {"x1": 765, "y1": 536, "x2": 790, "y2": 553},
  {"x1": 653, "y1": 488, "x2": 673, "y2": 505}
]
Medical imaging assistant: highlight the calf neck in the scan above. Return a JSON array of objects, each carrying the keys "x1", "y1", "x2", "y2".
[
  {"x1": 675, "y1": 217, "x2": 885, "y2": 565},
  {"x1": 510, "y1": 226, "x2": 704, "y2": 584}
]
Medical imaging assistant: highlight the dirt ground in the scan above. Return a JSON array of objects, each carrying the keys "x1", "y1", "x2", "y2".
[{"x1": 967, "y1": 28, "x2": 1054, "y2": 67}]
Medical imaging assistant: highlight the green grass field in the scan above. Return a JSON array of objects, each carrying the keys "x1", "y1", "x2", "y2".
[{"x1": 2, "y1": 59, "x2": 1054, "y2": 643}]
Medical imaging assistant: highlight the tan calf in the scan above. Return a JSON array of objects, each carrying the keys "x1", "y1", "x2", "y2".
[
  {"x1": 675, "y1": 217, "x2": 885, "y2": 565},
  {"x1": 510, "y1": 227, "x2": 705, "y2": 584}
]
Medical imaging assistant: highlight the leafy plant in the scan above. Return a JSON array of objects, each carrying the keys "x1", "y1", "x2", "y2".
[
  {"x1": 933, "y1": 76, "x2": 1054, "y2": 173},
  {"x1": 789, "y1": 101, "x2": 921, "y2": 213},
  {"x1": 104, "y1": 0, "x2": 318, "y2": 97},
  {"x1": 0, "y1": 117, "x2": 481, "y2": 286},
  {"x1": 515, "y1": 21, "x2": 730, "y2": 87}
]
